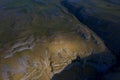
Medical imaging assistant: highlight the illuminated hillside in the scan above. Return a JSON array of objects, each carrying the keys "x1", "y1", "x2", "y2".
[{"x1": 0, "y1": 0, "x2": 118, "y2": 80}]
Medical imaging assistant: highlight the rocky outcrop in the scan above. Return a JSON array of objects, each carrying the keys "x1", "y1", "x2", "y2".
[{"x1": 4, "y1": 36, "x2": 35, "y2": 58}]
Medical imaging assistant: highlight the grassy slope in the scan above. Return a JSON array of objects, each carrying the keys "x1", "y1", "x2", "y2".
[
  {"x1": 0, "y1": 0, "x2": 75, "y2": 47},
  {"x1": 0, "y1": 0, "x2": 115, "y2": 80}
]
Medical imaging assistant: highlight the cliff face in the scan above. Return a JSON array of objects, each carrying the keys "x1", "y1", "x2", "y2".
[{"x1": 0, "y1": 0, "x2": 117, "y2": 80}]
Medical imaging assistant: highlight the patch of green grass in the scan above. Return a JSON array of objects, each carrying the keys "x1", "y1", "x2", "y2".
[{"x1": 18, "y1": 8, "x2": 28, "y2": 13}]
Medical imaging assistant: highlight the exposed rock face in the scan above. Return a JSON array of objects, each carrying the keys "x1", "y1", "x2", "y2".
[
  {"x1": 4, "y1": 36, "x2": 35, "y2": 59},
  {"x1": 0, "y1": 0, "x2": 117, "y2": 80}
]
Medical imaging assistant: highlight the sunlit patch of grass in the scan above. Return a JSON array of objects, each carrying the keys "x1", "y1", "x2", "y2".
[
  {"x1": 0, "y1": 31, "x2": 107, "y2": 79},
  {"x1": 12, "y1": 73, "x2": 23, "y2": 80}
]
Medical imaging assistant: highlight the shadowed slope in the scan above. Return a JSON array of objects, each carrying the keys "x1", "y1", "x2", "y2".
[{"x1": 61, "y1": 0, "x2": 120, "y2": 54}]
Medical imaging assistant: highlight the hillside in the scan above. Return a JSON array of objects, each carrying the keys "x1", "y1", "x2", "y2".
[{"x1": 0, "y1": 0, "x2": 118, "y2": 80}]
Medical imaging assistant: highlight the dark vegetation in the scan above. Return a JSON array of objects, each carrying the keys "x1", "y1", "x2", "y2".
[{"x1": 61, "y1": 0, "x2": 120, "y2": 54}]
